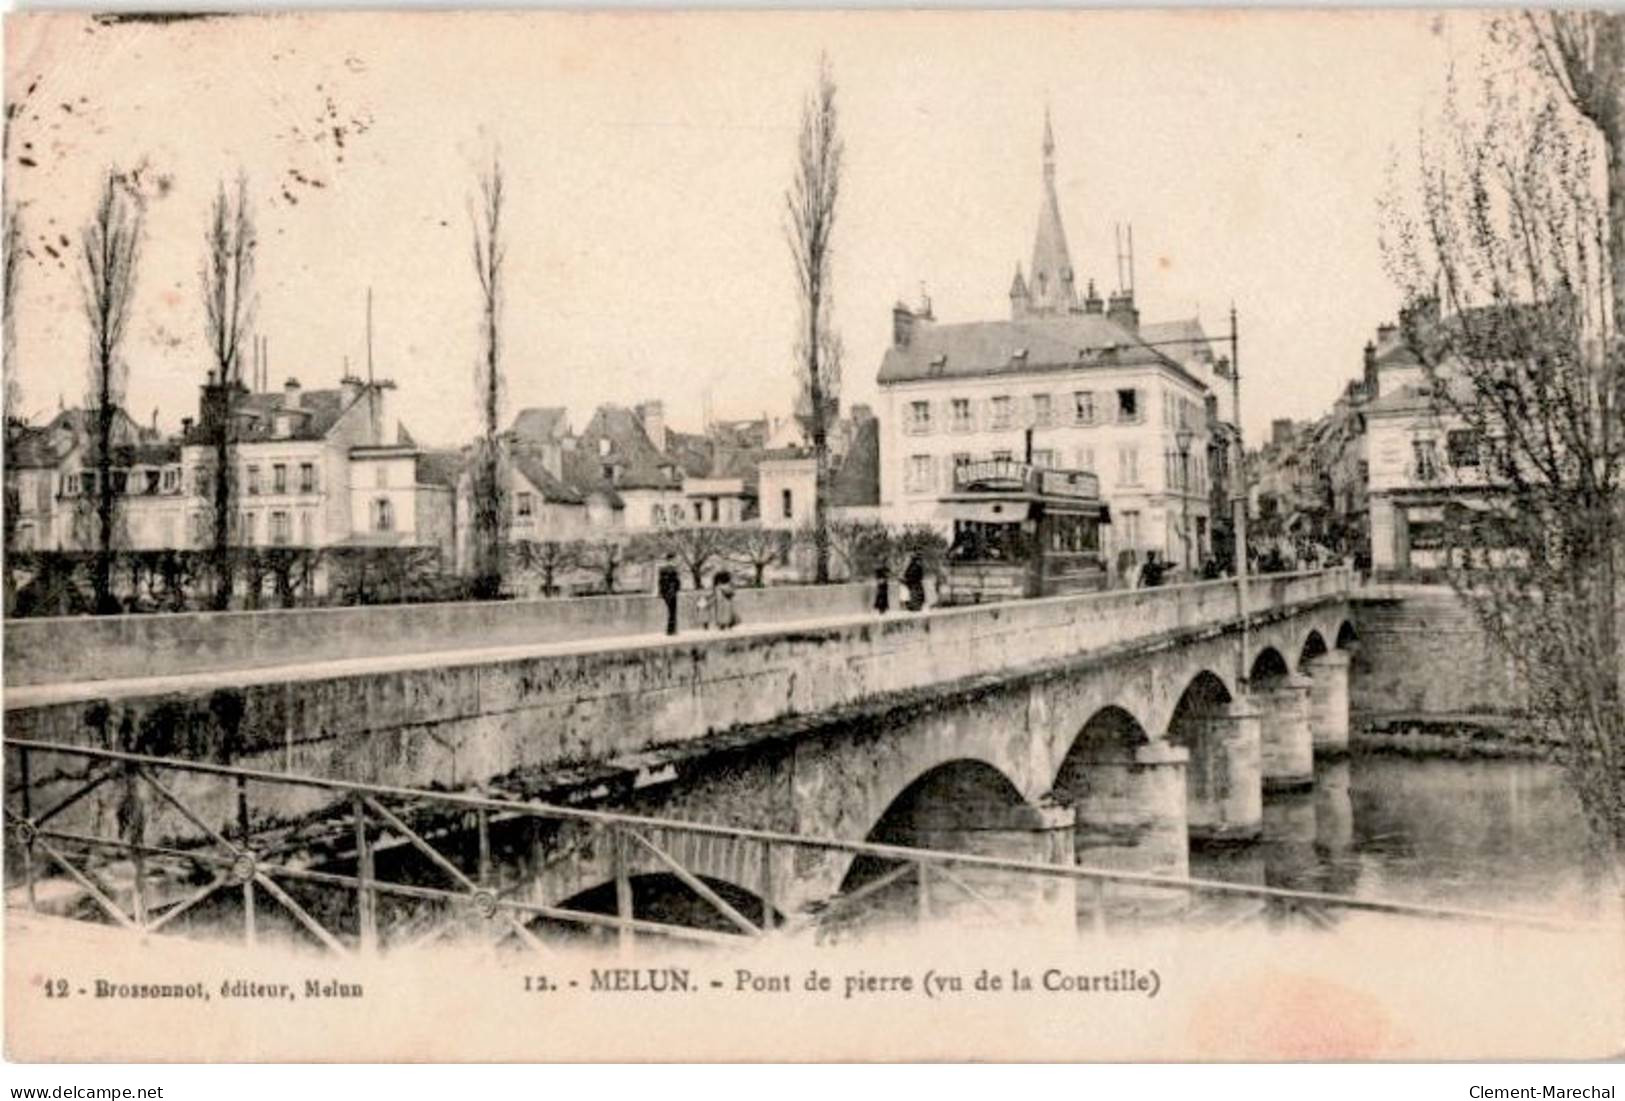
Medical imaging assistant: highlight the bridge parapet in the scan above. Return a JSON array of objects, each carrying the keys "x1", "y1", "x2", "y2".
[{"x1": 6, "y1": 570, "x2": 1352, "y2": 807}]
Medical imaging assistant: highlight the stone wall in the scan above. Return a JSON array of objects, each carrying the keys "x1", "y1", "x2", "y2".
[
  {"x1": 3, "y1": 582, "x2": 874, "y2": 686},
  {"x1": 1349, "y1": 585, "x2": 1526, "y2": 720}
]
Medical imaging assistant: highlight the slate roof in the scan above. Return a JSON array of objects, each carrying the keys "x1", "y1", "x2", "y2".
[
  {"x1": 510, "y1": 406, "x2": 570, "y2": 443},
  {"x1": 415, "y1": 449, "x2": 462, "y2": 490},
  {"x1": 511, "y1": 448, "x2": 587, "y2": 506},
  {"x1": 577, "y1": 405, "x2": 684, "y2": 491},
  {"x1": 877, "y1": 314, "x2": 1185, "y2": 385}
]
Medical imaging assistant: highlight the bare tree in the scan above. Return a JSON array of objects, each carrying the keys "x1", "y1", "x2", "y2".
[
  {"x1": 1385, "y1": 12, "x2": 1624, "y2": 882},
  {"x1": 201, "y1": 177, "x2": 256, "y2": 611},
  {"x1": 79, "y1": 171, "x2": 142, "y2": 614},
  {"x1": 512, "y1": 538, "x2": 581, "y2": 597},
  {"x1": 469, "y1": 154, "x2": 509, "y2": 600},
  {"x1": 728, "y1": 525, "x2": 787, "y2": 587},
  {"x1": 785, "y1": 54, "x2": 844, "y2": 585},
  {"x1": 4, "y1": 201, "x2": 24, "y2": 610},
  {"x1": 649, "y1": 524, "x2": 732, "y2": 589}
]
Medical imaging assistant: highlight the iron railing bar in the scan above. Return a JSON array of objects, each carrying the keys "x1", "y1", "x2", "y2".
[
  {"x1": 145, "y1": 874, "x2": 229, "y2": 933},
  {"x1": 29, "y1": 834, "x2": 140, "y2": 931},
  {"x1": 782, "y1": 861, "x2": 915, "y2": 936},
  {"x1": 930, "y1": 863, "x2": 1004, "y2": 920},
  {"x1": 251, "y1": 871, "x2": 350, "y2": 957},
  {"x1": 4, "y1": 736, "x2": 1596, "y2": 931},
  {"x1": 360, "y1": 796, "x2": 478, "y2": 892},
  {"x1": 136, "y1": 768, "x2": 244, "y2": 857},
  {"x1": 29, "y1": 767, "x2": 117, "y2": 828},
  {"x1": 625, "y1": 829, "x2": 761, "y2": 936}
]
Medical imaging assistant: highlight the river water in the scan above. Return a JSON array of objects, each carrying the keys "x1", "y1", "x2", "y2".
[{"x1": 1190, "y1": 755, "x2": 1622, "y2": 924}]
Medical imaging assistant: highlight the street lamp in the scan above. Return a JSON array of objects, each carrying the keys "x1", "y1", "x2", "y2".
[{"x1": 1176, "y1": 425, "x2": 1195, "y2": 575}]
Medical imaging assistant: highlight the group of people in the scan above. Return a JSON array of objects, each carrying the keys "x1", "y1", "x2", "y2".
[
  {"x1": 656, "y1": 554, "x2": 739, "y2": 636},
  {"x1": 655, "y1": 551, "x2": 931, "y2": 636},
  {"x1": 872, "y1": 553, "x2": 928, "y2": 614}
]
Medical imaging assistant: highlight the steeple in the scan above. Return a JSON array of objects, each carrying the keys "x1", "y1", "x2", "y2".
[{"x1": 1023, "y1": 106, "x2": 1076, "y2": 318}]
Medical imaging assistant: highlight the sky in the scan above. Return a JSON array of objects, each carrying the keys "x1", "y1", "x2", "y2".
[{"x1": 3, "y1": 9, "x2": 1476, "y2": 447}]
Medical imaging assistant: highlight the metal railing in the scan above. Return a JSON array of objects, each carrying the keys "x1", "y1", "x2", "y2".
[{"x1": 7, "y1": 734, "x2": 1566, "y2": 957}]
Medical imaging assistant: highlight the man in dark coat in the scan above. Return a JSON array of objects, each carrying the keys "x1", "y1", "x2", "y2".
[
  {"x1": 657, "y1": 553, "x2": 681, "y2": 636},
  {"x1": 902, "y1": 553, "x2": 926, "y2": 612}
]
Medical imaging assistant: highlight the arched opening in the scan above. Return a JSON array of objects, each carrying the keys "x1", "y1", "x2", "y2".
[
  {"x1": 836, "y1": 759, "x2": 1053, "y2": 931},
  {"x1": 1335, "y1": 619, "x2": 1359, "y2": 650},
  {"x1": 1167, "y1": 671, "x2": 1259, "y2": 846},
  {"x1": 1299, "y1": 630, "x2": 1328, "y2": 670},
  {"x1": 1250, "y1": 646, "x2": 1290, "y2": 687},
  {"x1": 549, "y1": 873, "x2": 776, "y2": 939},
  {"x1": 1250, "y1": 647, "x2": 1314, "y2": 792}
]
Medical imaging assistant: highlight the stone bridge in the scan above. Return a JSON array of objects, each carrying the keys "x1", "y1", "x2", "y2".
[{"x1": 7, "y1": 570, "x2": 1357, "y2": 930}]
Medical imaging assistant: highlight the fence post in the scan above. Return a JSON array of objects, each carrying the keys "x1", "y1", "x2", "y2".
[
  {"x1": 916, "y1": 860, "x2": 931, "y2": 924},
  {"x1": 18, "y1": 747, "x2": 37, "y2": 911},
  {"x1": 758, "y1": 840, "x2": 775, "y2": 932},
  {"x1": 612, "y1": 825, "x2": 633, "y2": 955},
  {"x1": 353, "y1": 794, "x2": 377, "y2": 956}
]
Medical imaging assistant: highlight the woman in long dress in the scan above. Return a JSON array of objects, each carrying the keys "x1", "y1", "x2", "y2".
[{"x1": 714, "y1": 570, "x2": 739, "y2": 630}]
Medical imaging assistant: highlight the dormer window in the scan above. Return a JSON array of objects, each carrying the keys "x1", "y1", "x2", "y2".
[{"x1": 598, "y1": 438, "x2": 611, "y2": 457}]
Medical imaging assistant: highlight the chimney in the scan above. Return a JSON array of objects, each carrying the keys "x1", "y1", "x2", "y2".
[
  {"x1": 892, "y1": 301, "x2": 916, "y2": 348},
  {"x1": 1106, "y1": 290, "x2": 1139, "y2": 332},
  {"x1": 1271, "y1": 418, "x2": 1295, "y2": 447},
  {"x1": 1083, "y1": 280, "x2": 1104, "y2": 315},
  {"x1": 1363, "y1": 340, "x2": 1378, "y2": 398},
  {"x1": 283, "y1": 377, "x2": 302, "y2": 410},
  {"x1": 181, "y1": 416, "x2": 194, "y2": 439},
  {"x1": 638, "y1": 400, "x2": 667, "y2": 453}
]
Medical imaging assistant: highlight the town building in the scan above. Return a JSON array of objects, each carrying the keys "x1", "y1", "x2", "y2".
[{"x1": 876, "y1": 114, "x2": 1216, "y2": 575}]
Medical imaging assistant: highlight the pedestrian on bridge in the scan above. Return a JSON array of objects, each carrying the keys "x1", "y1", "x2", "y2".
[{"x1": 658, "y1": 554, "x2": 682, "y2": 635}]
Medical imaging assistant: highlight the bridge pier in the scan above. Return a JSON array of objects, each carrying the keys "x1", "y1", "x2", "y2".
[
  {"x1": 1257, "y1": 675, "x2": 1315, "y2": 793},
  {"x1": 1305, "y1": 651, "x2": 1352, "y2": 755},
  {"x1": 1070, "y1": 742, "x2": 1190, "y2": 920},
  {"x1": 1184, "y1": 699, "x2": 1263, "y2": 845}
]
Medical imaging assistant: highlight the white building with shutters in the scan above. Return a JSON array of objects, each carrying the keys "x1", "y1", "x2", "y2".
[{"x1": 875, "y1": 113, "x2": 1216, "y2": 575}]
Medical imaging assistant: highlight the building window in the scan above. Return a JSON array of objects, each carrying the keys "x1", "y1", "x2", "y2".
[
  {"x1": 299, "y1": 511, "x2": 313, "y2": 545},
  {"x1": 273, "y1": 463, "x2": 287, "y2": 493},
  {"x1": 1073, "y1": 391, "x2": 1096, "y2": 426},
  {"x1": 1032, "y1": 449, "x2": 1056, "y2": 469},
  {"x1": 1076, "y1": 447, "x2": 1095, "y2": 472},
  {"x1": 144, "y1": 469, "x2": 161, "y2": 494},
  {"x1": 1116, "y1": 389, "x2": 1141, "y2": 425},
  {"x1": 270, "y1": 511, "x2": 291, "y2": 544},
  {"x1": 990, "y1": 395, "x2": 1012, "y2": 430},
  {"x1": 1121, "y1": 509, "x2": 1142, "y2": 548},
  {"x1": 374, "y1": 464, "x2": 388, "y2": 489},
  {"x1": 1117, "y1": 446, "x2": 1140, "y2": 485},
  {"x1": 161, "y1": 468, "x2": 179, "y2": 493},
  {"x1": 598, "y1": 438, "x2": 611, "y2": 457},
  {"x1": 1447, "y1": 429, "x2": 1481, "y2": 467},
  {"x1": 516, "y1": 492, "x2": 534, "y2": 518},
  {"x1": 300, "y1": 462, "x2": 315, "y2": 493},
  {"x1": 991, "y1": 449, "x2": 1013, "y2": 462},
  {"x1": 1412, "y1": 439, "x2": 1440, "y2": 482},
  {"x1": 907, "y1": 400, "x2": 932, "y2": 435},
  {"x1": 950, "y1": 398, "x2": 972, "y2": 433},
  {"x1": 373, "y1": 499, "x2": 393, "y2": 532},
  {"x1": 1031, "y1": 393, "x2": 1053, "y2": 427},
  {"x1": 906, "y1": 454, "x2": 934, "y2": 494},
  {"x1": 652, "y1": 504, "x2": 666, "y2": 526},
  {"x1": 246, "y1": 465, "x2": 261, "y2": 495},
  {"x1": 782, "y1": 488, "x2": 793, "y2": 519},
  {"x1": 952, "y1": 452, "x2": 972, "y2": 470},
  {"x1": 693, "y1": 500, "x2": 704, "y2": 522},
  {"x1": 242, "y1": 511, "x2": 258, "y2": 546}
]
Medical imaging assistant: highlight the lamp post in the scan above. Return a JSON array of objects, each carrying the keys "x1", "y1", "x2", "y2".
[{"x1": 1176, "y1": 425, "x2": 1195, "y2": 575}]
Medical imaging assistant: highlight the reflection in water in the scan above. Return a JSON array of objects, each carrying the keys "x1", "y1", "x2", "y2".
[{"x1": 1196, "y1": 756, "x2": 1618, "y2": 923}]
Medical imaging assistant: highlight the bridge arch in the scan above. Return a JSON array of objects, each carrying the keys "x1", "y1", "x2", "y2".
[
  {"x1": 1166, "y1": 671, "x2": 1258, "y2": 843},
  {"x1": 1249, "y1": 646, "x2": 1291, "y2": 686},
  {"x1": 1335, "y1": 619, "x2": 1359, "y2": 649},
  {"x1": 1298, "y1": 629, "x2": 1329, "y2": 671}
]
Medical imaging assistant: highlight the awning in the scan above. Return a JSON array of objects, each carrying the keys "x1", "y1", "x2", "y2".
[{"x1": 937, "y1": 499, "x2": 1033, "y2": 524}]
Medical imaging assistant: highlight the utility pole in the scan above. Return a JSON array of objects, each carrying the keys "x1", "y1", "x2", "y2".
[{"x1": 1230, "y1": 304, "x2": 1250, "y2": 690}]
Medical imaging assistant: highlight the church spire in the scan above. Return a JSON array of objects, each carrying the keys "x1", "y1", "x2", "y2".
[{"x1": 1022, "y1": 107, "x2": 1076, "y2": 318}]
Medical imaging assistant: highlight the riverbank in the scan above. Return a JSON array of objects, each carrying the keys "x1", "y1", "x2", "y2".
[{"x1": 1352, "y1": 716, "x2": 1558, "y2": 760}]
